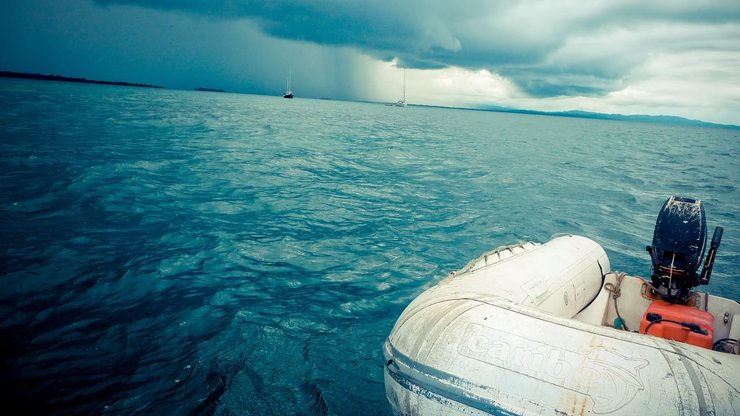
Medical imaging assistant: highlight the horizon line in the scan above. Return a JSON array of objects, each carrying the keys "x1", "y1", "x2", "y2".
[{"x1": 1, "y1": 70, "x2": 737, "y2": 130}]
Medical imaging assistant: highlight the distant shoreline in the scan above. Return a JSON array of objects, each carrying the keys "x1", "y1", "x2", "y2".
[
  {"x1": 2, "y1": 70, "x2": 735, "y2": 129},
  {"x1": 194, "y1": 87, "x2": 225, "y2": 93},
  {"x1": 403, "y1": 103, "x2": 739, "y2": 130},
  {"x1": 0, "y1": 70, "x2": 164, "y2": 89}
]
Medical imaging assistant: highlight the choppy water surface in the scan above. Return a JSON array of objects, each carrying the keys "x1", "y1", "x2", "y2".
[{"x1": 1, "y1": 78, "x2": 738, "y2": 415}]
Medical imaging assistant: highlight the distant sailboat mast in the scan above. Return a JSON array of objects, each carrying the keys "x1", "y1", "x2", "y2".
[
  {"x1": 390, "y1": 68, "x2": 406, "y2": 107},
  {"x1": 403, "y1": 68, "x2": 406, "y2": 104},
  {"x1": 283, "y1": 69, "x2": 293, "y2": 99}
]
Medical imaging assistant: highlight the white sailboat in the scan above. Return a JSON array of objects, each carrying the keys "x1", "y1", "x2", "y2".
[
  {"x1": 283, "y1": 69, "x2": 293, "y2": 99},
  {"x1": 389, "y1": 69, "x2": 406, "y2": 107}
]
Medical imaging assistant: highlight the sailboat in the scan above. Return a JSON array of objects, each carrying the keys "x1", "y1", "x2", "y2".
[
  {"x1": 389, "y1": 69, "x2": 406, "y2": 107},
  {"x1": 283, "y1": 69, "x2": 293, "y2": 99}
]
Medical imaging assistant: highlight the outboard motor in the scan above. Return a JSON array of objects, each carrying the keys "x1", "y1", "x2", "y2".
[{"x1": 646, "y1": 196, "x2": 723, "y2": 304}]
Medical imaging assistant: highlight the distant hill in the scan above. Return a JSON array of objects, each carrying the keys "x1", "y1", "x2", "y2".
[
  {"x1": 0, "y1": 70, "x2": 163, "y2": 89},
  {"x1": 194, "y1": 87, "x2": 226, "y2": 92},
  {"x1": 476, "y1": 105, "x2": 739, "y2": 130},
  {"x1": 403, "y1": 102, "x2": 737, "y2": 129}
]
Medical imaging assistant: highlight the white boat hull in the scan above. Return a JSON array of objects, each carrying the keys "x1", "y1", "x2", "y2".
[{"x1": 384, "y1": 235, "x2": 740, "y2": 415}]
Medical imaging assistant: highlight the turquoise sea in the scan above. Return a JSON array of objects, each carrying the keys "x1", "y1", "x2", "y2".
[{"x1": 1, "y1": 78, "x2": 738, "y2": 415}]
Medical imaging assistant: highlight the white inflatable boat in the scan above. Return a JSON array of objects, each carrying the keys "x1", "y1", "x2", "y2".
[{"x1": 384, "y1": 198, "x2": 739, "y2": 416}]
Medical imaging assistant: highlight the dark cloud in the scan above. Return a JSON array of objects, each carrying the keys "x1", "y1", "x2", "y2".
[
  {"x1": 10, "y1": 0, "x2": 728, "y2": 101},
  {"x1": 91, "y1": 0, "x2": 740, "y2": 98},
  {"x1": 1, "y1": 0, "x2": 736, "y2": 123},
  {"x1": 97, "y1": 0, "x2": 740, "y2": 97}
]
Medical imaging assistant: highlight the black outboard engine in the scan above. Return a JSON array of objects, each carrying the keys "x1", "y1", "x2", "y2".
[{"x1": 646, "y1": 196, "x2": 723, "y2": 304}]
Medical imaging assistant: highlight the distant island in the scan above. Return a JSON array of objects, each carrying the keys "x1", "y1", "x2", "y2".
[
  {"x1": 0, "y1": 70, "x2": 163, "y2": 89},
  {"x1": 413, "y1": 103, "x2": 739, "y2": 130},
  {"x1": 194, "y1": 87, "x2": 225, "y2": 93},
  {"x1": 478, "y1": 106, "x2": 739, "y2": 128}
]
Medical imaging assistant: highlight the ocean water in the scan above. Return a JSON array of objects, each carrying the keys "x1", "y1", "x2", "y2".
[{"x1": 0, "y1": 78, "x2": 738, "y2": 415}]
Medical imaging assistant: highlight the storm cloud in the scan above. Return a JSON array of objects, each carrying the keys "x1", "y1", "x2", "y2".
[
  {"x1": 93, "y1": 0, "x2": 740, "y2": 98},
  {"x1": 2, "y1": 0, "x2": 739, "y2": 124}
]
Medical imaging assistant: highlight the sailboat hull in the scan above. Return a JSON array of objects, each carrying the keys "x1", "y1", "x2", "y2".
[{"x1": 283, "y1": 69, "x2": 293, "y2": 98}]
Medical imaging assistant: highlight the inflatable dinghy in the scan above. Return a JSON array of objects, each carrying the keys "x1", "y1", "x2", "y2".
[{"x1": 384, "y1": 197, "x2": 739, "y2": 415}]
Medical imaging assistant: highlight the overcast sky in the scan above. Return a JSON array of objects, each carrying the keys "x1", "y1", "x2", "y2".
[{"x1": 1, "y1": 0, "x2": 739, "y2": 125}]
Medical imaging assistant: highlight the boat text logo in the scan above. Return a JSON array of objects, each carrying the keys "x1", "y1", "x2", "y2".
[{"x1": 458, "y1": 322, "x2": 647, "y2": 414}]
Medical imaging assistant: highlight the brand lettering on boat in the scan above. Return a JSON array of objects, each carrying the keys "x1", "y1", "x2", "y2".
[{"x1": 458, "y1": 323, "x2": 647, "y2": 414}]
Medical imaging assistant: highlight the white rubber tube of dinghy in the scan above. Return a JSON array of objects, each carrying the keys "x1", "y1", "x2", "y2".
[{"x1": 449, "y1": 234, "x2": 609, "y2": 318}]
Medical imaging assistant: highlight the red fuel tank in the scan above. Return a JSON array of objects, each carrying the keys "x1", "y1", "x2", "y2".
[{"x1": 639, "y1": 300, "x2": 714, "y2": 349}]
